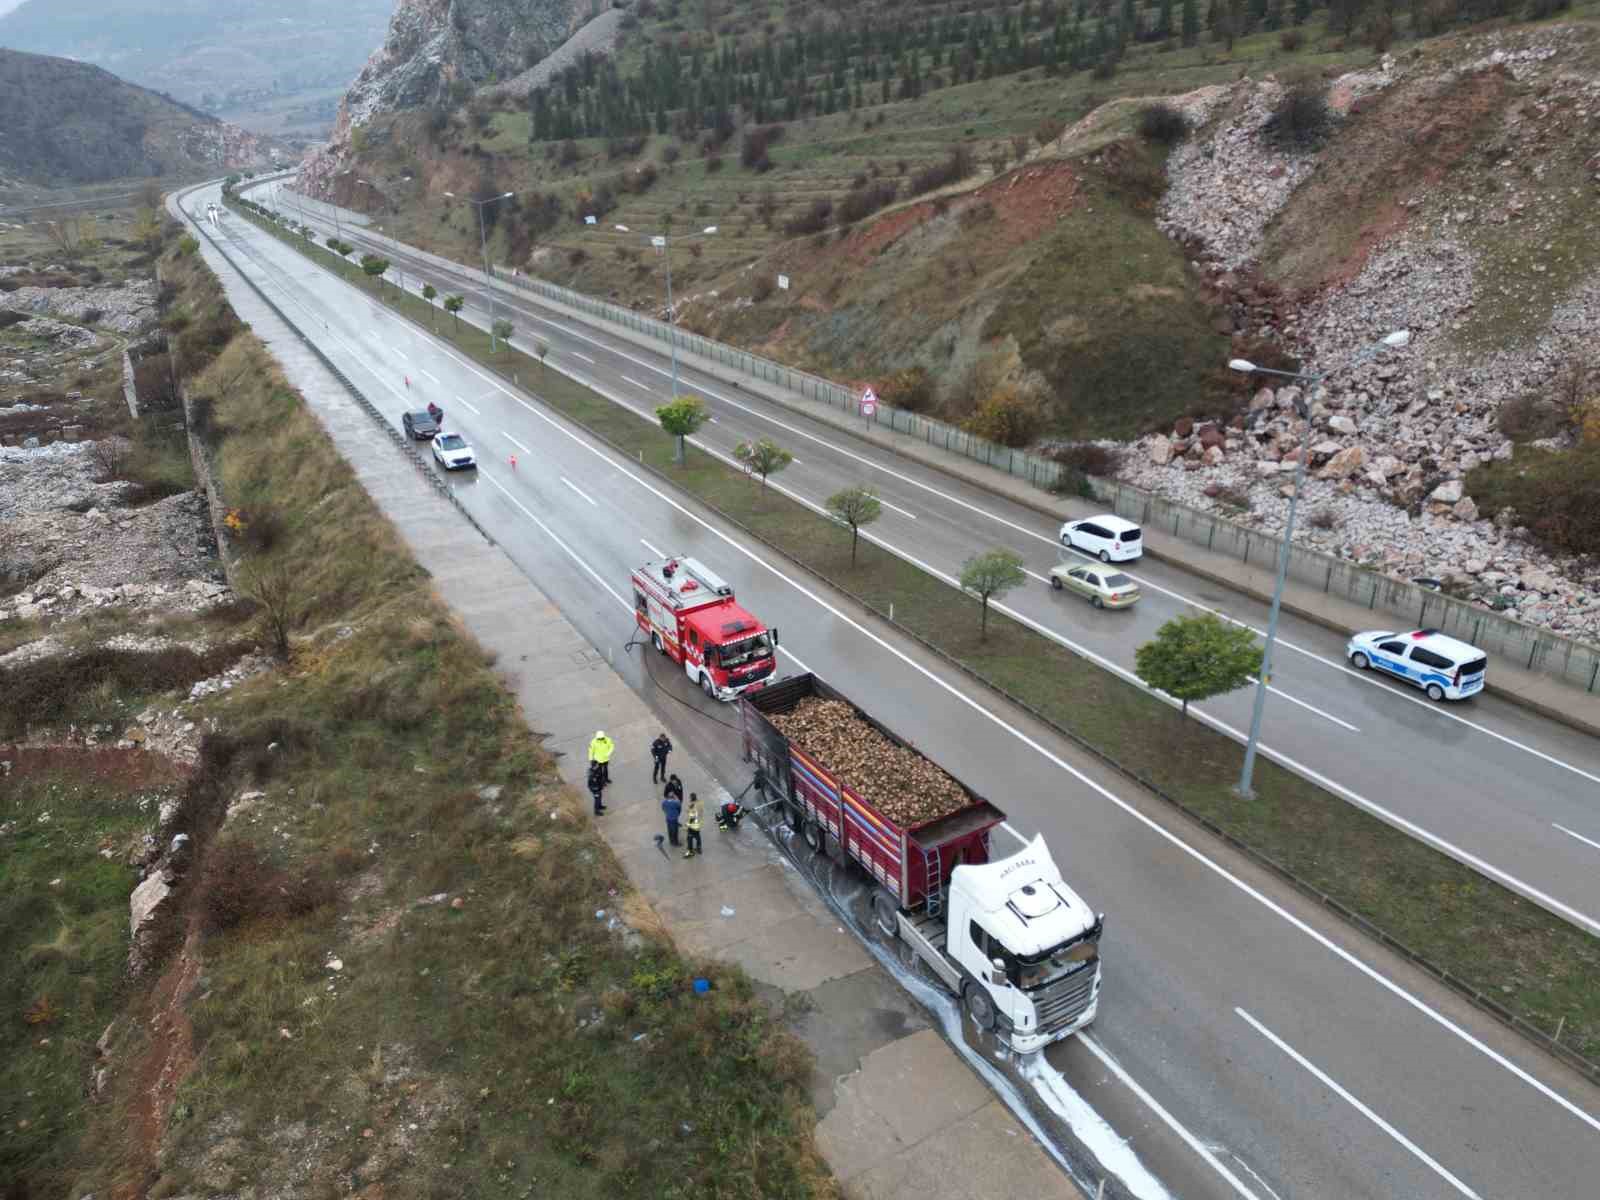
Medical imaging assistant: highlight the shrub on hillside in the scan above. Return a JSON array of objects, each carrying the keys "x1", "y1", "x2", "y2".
[
  {"x1": 1035, "y1": 117, "x2": 1067, "y2": 146},
  {"x1": 907, "y1": 145, "x2": 976, "y2": 197},
  {"x1": 1467, "y1": 445, "x2": 1600, "y2": 555},
  {"x1": 741, "y1": 123, "x2": 784, "y2": 171},
  {"x1": 878, "y1": 367, "x2": 935, "y2": 413},
  {"x1": 1279, "y1": 28, "x2": 1304, "y2": 51},
  {"x1": 1263, "y1": 84, "x2": 1331, "y2": 148},
  {"x1": 784, "y1": 198, "x2": 832, "y2": 236},
  {"x1": 751, "y1": 274, "x2": 776, "y2": 302},
  {"x1": 1138, "y1": 102, "x2": 1189, "y2": 144},
  {"x1": 1049, "y1": 443, "x2": 1123, "y2": 479},
  {"x1": 963, "y1": 386, "x2": 1046, "y2": 448},
  {"x1": 607, "y1": 134, "x2": 647, "y2": 160},
  {"x1": 196, "y1": 839, "x2": 337, "y2": 936},
  {"x1": 835, "y1": 180, "x2": 898, "y2": 226}
]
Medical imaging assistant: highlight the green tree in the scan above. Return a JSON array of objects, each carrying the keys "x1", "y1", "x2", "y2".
[
  {"x1": 1133, "y1": 611, "x2": 1262, "y2": 718},
  {"x1": 535, "y1": 338, "x2": 550, "y2": 374},
  {"x1": 360, "y1": 254, "x2": 391, "y2": 295},
  {"x1": 734, "y1": 437, "x2": 794, "y2": 488},
  {"x1": 826, "y1": 484, "x2": 882, "y2": 566},
  {"x1": 1182, "y1": 0, "x2": 1200, "y2": 44},
  {"x1": 959, "y1": 548, "x2": 1027, "y2": 639},
  {"x1": 423, "y1": 283, "x2": 438, "y2": 328},
  {"x1": 492, "y1": 317, "x2": 515, "y2": 354},
  {"x1": 444, "y1": 294, "x2": 465, "y2": 332},
  {"x1": 1158, "y1": 0, "x2": 1176, "y2": 37},
  {"x1": 655, "y1": 395, "x2": 709, "y2": 464}
]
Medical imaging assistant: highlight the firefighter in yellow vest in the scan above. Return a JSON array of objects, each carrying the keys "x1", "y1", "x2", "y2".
[
  {"x1": 683, "y1": 792, "x2": 703, "y2": 859},
  {"x1": 588, "y1": 730, "x2": 614, "y2": 785}
]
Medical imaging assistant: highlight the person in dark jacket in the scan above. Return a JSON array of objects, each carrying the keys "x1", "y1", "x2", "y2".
[
  {"x1": 661, "y1": 780, "x2": 683, "y2": 847},
  {"x1": 650, "y1": 732, "x2": 673, "y2": 783},
  {"x1": 588, "y1": 760, "x2": 607, "y2": 815}
]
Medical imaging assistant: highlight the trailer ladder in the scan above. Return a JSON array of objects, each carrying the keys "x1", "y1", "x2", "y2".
[{"x1": 922, "y1": 844, "x2": 944, "y2": 917}]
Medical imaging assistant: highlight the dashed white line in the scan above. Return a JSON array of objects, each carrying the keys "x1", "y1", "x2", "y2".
[
  {"x1": 878, "y1": 496, "x2": 917, "y2": 519},
  {"x1": 1554, "y1": 823, "x2": 1600, "y2": 853},
  {"x1": 1236, "y1": 1009, "x2": 1482, "y2": 1199},
  {"x1": 455, "y1": 395, "x2": 481, "y2": 416},
  {"x1": 504, "y1": 432, "x2": 531, "y2": 454},
  {"x1": 621, "y1": 374, "x2": 654, "y2": 392},
  {"x1": 1079, "y1": 1035, "x2": 1264, "y2": 1200},
  {"x1": 418, "y1": 368, "x2": 439, "y2": 384},
  {"x1": 640, "y1": 538, "x2": 665, "y2": 558},
  {"x1": 561, "y1": 477, "x2": 597, "y2": 506},
  {"x1": 391, "y1": 345, "x2": 409, "y2": 360},
  {"x1": 570, "y1": 351, "x2": 595, "y2": 364}
]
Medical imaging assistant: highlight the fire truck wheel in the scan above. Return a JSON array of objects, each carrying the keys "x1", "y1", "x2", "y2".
[
  {"x1": 871, "y1": 891, "x2": 900, "y2": 939},
  {"x1": 963, "y1": 983, "x2": 997, "y2": 1031},
  {"x1": 701, "y1": 672, "x2": 717, "y2": 699},
  {"x1": 652, "y1": 631, "x2": 664, "y2": 654},
  {"x1": 802, "y1": 818, "x2": 824, "y2": 855}
]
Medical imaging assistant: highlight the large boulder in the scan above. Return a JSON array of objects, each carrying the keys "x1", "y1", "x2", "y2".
[
  {"x1": 1327, "y1": 414, "x2": 1358, "y2": 436},
  {"x1": 1429, "y1": 479, "x2": 1464, "y2": 505},
  {"x1": 1317, "y1": 446, "x2": 1368, "y2": 480},
  {"x1": 1148, "y1": 435, "x2": 1175, "y2": 466}
]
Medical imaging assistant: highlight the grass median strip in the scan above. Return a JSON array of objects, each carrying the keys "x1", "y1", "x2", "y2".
[{"x1": 228, "y1": 196, "x2": 1600, "y2": 1070}]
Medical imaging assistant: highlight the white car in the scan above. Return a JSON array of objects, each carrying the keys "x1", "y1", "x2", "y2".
[
  {"x1": 1059, "y1": 515, "x2": 1143, "y2": 563},
  {"x1": 431, "y1": 431, "x2": 476, "y2": 470},
  {"x1": 1346, "y1": 628, "x2": 1487, "y2": 701}
]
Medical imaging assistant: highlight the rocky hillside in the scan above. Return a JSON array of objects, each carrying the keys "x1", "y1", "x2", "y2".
[{"x1": 0, "y1": 48, "x2": 282, "y2": 186}]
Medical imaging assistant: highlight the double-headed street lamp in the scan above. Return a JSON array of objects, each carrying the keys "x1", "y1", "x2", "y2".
[
  {"x1": 443, "y1": 190, "x2": 515, "y2": 350},
  {"x1": 1228, "y1": 329, "x2": 1412, "y2": 799},
  {"x1": 609, "y1": 222, "x2": 717, "y2": 405}
]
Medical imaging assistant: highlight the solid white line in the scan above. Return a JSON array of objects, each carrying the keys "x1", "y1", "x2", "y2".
[
  {"x1": 570, "y1": 351, "x2": 595, "y2": 364},
  {"x1": 504, "y1": 432, "x2": 531, "y2": 454},
  {"x1": 418, "y1": 368, "x2": 439, "y2": 384},
  {"x1": 1553, "y1": 823, "x2": 1600, "y2": 853},
  {"x1": 1079, "y1": 1035, "x2": 1263, "y2": 1200},
  {"x1": 455, "y1": 395, "x2": 481, "y2": 415},
  {"x1": 1250, "y1": 677, "x2": 1360, "y2": 732},
  {"x1": 1236, "y1": 1009, "x2": 1483, "y2": 1199},
  {"x1": 561, "y1": 477, "x2": 597, "y2": 507},
  {"x1": 621, "y1": 374, "x2": 654, "y2": 392},
  {"x1": 223, "y1": 201, "x2": 1600, "y2": 1137}
]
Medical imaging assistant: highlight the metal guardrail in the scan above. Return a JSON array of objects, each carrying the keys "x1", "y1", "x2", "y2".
[{"x1": 190, "y1": 187, "x2": 496, "y2": 550}]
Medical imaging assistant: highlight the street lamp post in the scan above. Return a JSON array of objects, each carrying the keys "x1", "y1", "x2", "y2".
[
  {"x1": 444, "y1": 190, "x2": 515, "y2": 351},
  {"x1": 1228, "y1": 329, "x2": 1412, "y2": 799},
  {"x1": 608, "y1": 222, "x2": 717, "y2": 405}
]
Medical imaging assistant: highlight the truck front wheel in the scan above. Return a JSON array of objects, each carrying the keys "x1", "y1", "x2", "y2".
[
  {"x1": 963, "y1": 983, "x2": 997, "y2": 1031},
  {"x1": 871, "y1": 890, "x2": 900, "y2": 939}
]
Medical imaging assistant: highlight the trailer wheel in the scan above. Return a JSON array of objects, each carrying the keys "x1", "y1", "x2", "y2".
[
  {"x1": 802, "y1": 819, "x2": 824, "y2": 855},
  {"x1": 871, "y1": 891, "x2": 900, "y2": 939},
  {"x1": 963, "y1": 983, "x2": 997, "y2": 1032}
]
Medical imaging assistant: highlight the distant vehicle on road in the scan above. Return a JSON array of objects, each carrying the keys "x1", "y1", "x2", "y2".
[
  {"x1": 1060, "y1": 515, "x2": 1142, "y2": 562},
  {"x1": 402, "y1": 410, "x2": 439, "y2": 440},
  {"x1": 431, "y1": 432, "x2": 476, "y2": 470},
  {"x1": 1346, "y1": 628, "x2": 1487, "y2": 701},
  {"x1": 1049, "y1": 563, "x2": 1140, "y2": 609}
]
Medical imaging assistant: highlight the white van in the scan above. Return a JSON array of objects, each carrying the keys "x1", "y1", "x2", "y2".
[{"x1": 1060, "y1": 515, "x2": 1143, "y2": 563}]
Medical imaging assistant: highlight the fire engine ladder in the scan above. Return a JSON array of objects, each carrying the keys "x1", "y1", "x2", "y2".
[{"x1": 922, "y1": 844, "x2": 944, "y2": 918}]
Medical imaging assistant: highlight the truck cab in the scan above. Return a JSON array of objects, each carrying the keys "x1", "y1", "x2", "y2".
[{"x1": 941, "y1": 836, "x2": 1102, "y2": 1051}]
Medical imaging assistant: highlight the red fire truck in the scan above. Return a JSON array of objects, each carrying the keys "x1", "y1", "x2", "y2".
[{"x1": 630, "y1": 555, "x2": 779, "y2": 701}]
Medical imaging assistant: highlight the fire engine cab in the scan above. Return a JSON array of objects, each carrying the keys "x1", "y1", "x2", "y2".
[{"x1": 631, "y1": 556, "x2": 779, "y2": 701}]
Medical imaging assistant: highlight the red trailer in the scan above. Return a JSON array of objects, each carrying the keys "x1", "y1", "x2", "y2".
[{"x1": 741, "y1": 673, "x2": 1003, "y2": 914}]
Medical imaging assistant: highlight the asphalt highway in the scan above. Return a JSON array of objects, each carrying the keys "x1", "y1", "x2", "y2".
[
  {"x1": 202, "y1": 183, "x2": 1600, "y2": 1200},
  {"x1": 250, "y1": 182, "x2": 1600, "y2": 939}
]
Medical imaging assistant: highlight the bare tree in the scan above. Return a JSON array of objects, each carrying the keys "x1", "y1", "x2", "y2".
[{"x1": 240, "y1": 559, "x2": 302, "y2": 659}]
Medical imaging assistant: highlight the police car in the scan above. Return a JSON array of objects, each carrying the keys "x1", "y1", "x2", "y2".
[{"x1": 1346, "y1": 628, "x2": 1487, "y2": 701}]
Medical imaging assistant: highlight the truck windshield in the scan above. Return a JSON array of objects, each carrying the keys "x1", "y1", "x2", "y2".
[
  {"x1": 717, "y1": 632, "x2": 772, "y2": 668},
  {"x1": 1012, "y1": 937, "x2": 1098, "y2": 991}
]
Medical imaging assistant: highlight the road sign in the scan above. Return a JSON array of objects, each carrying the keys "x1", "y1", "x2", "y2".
[
  {"x1": 859, "y1": 387, "x2": 878, "y2": 418},
  {"x1": 777, "y1": 274, "x2": 790, "y2": 290}
]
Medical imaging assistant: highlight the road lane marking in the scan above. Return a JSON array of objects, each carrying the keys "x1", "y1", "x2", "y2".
[
  {"x1": 1236, "y1": 1009, "x2": 1483, "y2": 1199},
  {"x1": 570, "y1": 351, "x2": 595, "y2": 364},
  {"x1": 480, "y1": 471, "x2": 630, "y2": 610},
  {"x1": 390, "y1": 345, "x2": 409, "y2": 360},
  {"x1": 640, "y1": 538, "x2": 665, "y2": 558},
  {"x1": 561, "y1": 477, "x2": 597, "y2": 506},
  {"x1": 455, "y1": 395, "x2": 480, "y2": 415},
  {"x1": 1078, "y1": 1035, "x2": 1264, "y2": 1200},
  {"x1": 622, "y1": 374, "x2": 654, "y2": 392},
  {"x1": 504, "y1": 432, "x2": 531, "y2": 454},
  {"x1": 878, "y1": 496, "x2": 917, "y2": 519},
  {"x1": 1246, "y1": 677, "x2": 1360, "y2": 732},
  {"x1": 199, "y1": 207, "x2": 1600, "y2": 1143},
  {"x1": 418, "y1": 368, "x2": 439, "y2": 384},
  {"x1": 1554, "y1": 823, "x2": 1600, "y2": 853}
]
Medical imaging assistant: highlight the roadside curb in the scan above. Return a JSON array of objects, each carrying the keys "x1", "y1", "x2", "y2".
[{"x1": 213, "y1": 183, "x2": 1600, "y2": 1085}]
